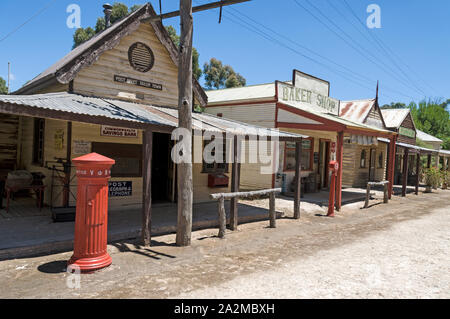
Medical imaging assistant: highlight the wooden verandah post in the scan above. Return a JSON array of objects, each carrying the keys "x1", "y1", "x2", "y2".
[
  {"x1": 293, "y1": 139, "x2": 302, "y2": 219},
  {"x1": 229, "y1": 135, "x2": 241, "y2": 230},
  {"x1": 335, "y1": 131, "x2": 344, "y2": 211},
  {"x1": 401, "y1": 147, "x2": 409, "y2": 197},
  {"x1": 387, "y1": 135, "x2": 397, "y2": 199},
  {"x1": 142, "y1": 129, "x2": 153, "y2": 246},
  {"x1": 415, "y1": 152, "x2": 420, "y2": 195}
]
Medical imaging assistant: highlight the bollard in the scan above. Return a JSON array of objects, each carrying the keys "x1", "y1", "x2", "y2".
[{"x1": 68, "y1": 153, "x2": 115, "y2": 273}]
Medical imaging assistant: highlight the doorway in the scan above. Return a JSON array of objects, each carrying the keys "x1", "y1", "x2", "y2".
[
  {"x1": 152, "y1": 133, "x2": 174, "y2": 203},
  {"x1": 318, "y1": 139, "x2": 331, "y2": 190}
]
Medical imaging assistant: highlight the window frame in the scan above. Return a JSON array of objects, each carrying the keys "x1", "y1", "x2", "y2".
[
  {"x1": 201, "y1": 136, "x2": 229, "y2": 174},
  {"x1": 32, "y1": 118, "x2": 45, "y2": 166},
  {"x1": 283, "y1": 137, "x2": 314, "y2": 172},
  {"x1": 360, "y1": 149, "x2": 367, "y2": 168}
]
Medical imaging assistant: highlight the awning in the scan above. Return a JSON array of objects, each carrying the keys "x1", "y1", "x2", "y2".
[
  {"x1": 0, "y1": 92, "x2": 305, "y2": 141},
  {"x1": 377, "y1": 138, "x2": 440, "y2": 155}
]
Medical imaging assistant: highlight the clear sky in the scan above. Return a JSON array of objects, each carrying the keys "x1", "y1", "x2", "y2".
[{"x1": 0, "y1": 0, "x2": 448, "y2": 106}]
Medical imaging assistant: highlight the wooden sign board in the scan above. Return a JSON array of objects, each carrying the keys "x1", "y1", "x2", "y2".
[
  {"x1": 277, "y1": 70, "x2": 339, "y2": 116},
  {"x1": 101, "y1": 126, "x2": 138, "y2": 138},
  {"x1": 114, "y1": 75, "x2": 162, "y2": 91}
]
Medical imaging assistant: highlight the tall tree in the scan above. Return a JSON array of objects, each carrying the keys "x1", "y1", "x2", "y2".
[
  {"x1": 409, "y1": 99, "x2": 450, "y2": 150},
  {"x1": 381, "y1": 102, "x2": 407, "y2": 109},
  {"x1": 73, "y1": 2, "x2": 132, "y2": 48},
  {"x1": 203, "y1": 58, "x2": 246, "y2": 90},
  {"x1": 0, "y1": 76, "x2": 8, "y2": 94}
]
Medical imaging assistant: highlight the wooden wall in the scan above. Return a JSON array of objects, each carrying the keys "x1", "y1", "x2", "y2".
[
  {"x1": 73, "y1": 23, "x2": 179, "y2": 107},
  {"x1": 342, "y1": 139, "x2": 388, "y2": 188},
  {"x1": 0, "y1": 114, "x2": 19, "y2": 170},
  {"x1": 397, "y1": 112, "x2": 417, "y2": 145}
]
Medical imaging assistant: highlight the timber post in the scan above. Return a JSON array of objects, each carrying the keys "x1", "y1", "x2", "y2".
[
  {"x1": 364, "y1": 184, "x2": 371, "y2": 208},
  {"x1": 230, "y1": 135, "x2": 241, "y2": 230},
  {"x1": 293, "y1": 140, "x2": 302, "y2": 219},
  {"x1": 269, "y1": 192, "x2": 276, "y2": 228},
  {"x1": 383, "y1": 182, "x2": 389, "y2": 203},
  {"x1": 335, "y1": 131, "x2": 344, "y2": 211},
  {"x1": 142, "y1": 129, "x2": 153, "y2": 246},
  {"x1": 176, "y1": 0, "x2": 194, "y2": 247},
  {"x1": 415, "y1": 153, "x2": 420, "y2": 195},
  {"x1": 387, "y1": 135, "x2": 397, "y2": 199},
  {"x1": 217, "y1": 196, "x2": 226, "y2": 238},
  {"x1": 401, "y1": 148, "x2": 409, "y2": 197}
]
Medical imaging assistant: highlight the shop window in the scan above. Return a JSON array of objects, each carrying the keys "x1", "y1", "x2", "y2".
[
  {"x1": 91, "y1": 142, "x2": 142, "y2": 177},
  {"x1": 284, "y1": 138, "x2": 313, "y2": 171},
  {"x1": 202, "y1": 136, "x2": 228, "y2": 174},
  {"x1": 360, "y1": 150, "x2": 366, "y2": 168},
  {"x1": 32, "y1": 118, "x2": 45, "y2": 166},
  {"x1": 378, "y1": 152, "x2": 384, "y2": 168}
]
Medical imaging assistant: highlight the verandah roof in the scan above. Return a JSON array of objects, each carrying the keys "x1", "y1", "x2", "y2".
[{"x1": 0, "y1": 92, "x2": 305, "y2": 141}]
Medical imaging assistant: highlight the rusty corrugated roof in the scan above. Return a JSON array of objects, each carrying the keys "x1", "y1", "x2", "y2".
[{"x1": 339, "y1": 99, "x2": 376, "y2": 123}]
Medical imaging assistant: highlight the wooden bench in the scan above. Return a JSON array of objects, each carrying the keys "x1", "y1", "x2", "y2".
[
  {"x1": 210, "y1": 188, "x2": 281, "y2": 238},
  {"x1": 363, "y1": 181, "x2": 389, "y2": 208},
  {"x1": 5, "y1": 185, "x2": 46, "y2": 213}
]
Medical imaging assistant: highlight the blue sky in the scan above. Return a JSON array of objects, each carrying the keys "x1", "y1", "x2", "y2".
[{"x1": 0, "y1": 0, "x2": 448, "y2": 106}]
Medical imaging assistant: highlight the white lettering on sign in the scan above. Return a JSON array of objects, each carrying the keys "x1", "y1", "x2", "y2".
[
  {"x1": 101, "y1": 126, "x2": 138, "y2": 138},
  {"x1": 278, "y1": 82, "x2": 340, "y2": 116},
  {"x1": 76, "y1": 169, "x2": 111, "y2": 177}
]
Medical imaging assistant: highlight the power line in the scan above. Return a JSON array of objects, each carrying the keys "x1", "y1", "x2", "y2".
[
  {"x1": 344, "y1": 0, "x2": 426, "y2": 95},
  {"x1": 0, "y1": 0, "x2": 58, "y2": 43},
  {"x1": 226, "y1": 5, "x2": 415, "y2": 100},
  {"x1": 221, "y1": 11, "x2": 395, "y2": 98},
  {"x1": 294, "y1": 0, "x2": 425, "y2": 98}
]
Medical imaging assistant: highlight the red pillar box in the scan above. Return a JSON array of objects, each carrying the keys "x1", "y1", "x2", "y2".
[
  {"x1": 327, "y1": 160, "x2": 339, "y2": 217},
  {"x1": 68, "y1": 153, "x2": 115, "y2": 272}
]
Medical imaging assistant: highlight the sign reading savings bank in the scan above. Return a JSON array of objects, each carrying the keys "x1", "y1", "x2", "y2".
[{"x1": 277, "y1": 70, "x2": 340, "y2": 116}]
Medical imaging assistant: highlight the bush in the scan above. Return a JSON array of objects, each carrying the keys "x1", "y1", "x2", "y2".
[{"x1": 424, "y1": 168, "x2": 441, "y2": 188}]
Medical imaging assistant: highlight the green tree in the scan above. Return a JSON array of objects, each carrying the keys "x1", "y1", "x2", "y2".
[
  {"x1": 381, "y1": 102, "x2": 407, "y2": 109},
  {"x1": 0, "y1": 76, "x2": 8, "y2": 94},
  {"x1": 165, "y1": 25, "x2": 202, "y2": 81},
  {"x1": 73, "y1": 2, "x2": 132, "y2": 48},
  {"x1": 203, "y1": 58, "x2": 246, "y2": 90},
  {"x1": 409, "y1": 99, "x2": 450, "y2": 150}
]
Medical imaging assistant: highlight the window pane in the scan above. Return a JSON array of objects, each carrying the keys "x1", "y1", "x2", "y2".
[{"x1": 301, "y1": 150, "x2": 311, "y2": 170}]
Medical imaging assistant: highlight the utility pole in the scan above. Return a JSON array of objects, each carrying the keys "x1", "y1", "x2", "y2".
[
  {"x1": 153, "y1": 0, "x2": 251, "y2": 246},
  {"x1": 176, "y1": 0, "x2": 194, "y2": 246},
  {"x1": 7, "y1": 62, "x2": 10, "y2": 94}
]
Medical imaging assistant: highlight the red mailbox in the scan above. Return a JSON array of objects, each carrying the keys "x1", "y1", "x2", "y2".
[
  {"x1": 327, "y1": 160, "x2": 339, "y2": 217},
  {"x1": 68, "y1": 153, "x2": 115, "y2": 272}
]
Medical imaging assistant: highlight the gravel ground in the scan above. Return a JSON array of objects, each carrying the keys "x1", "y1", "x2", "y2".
[
  {"x1": 0, "y1": 190, "x2": 448, "y2": 299},
  {"x1": 176, "y1": 205, "x2": 450, "y2": 299}
]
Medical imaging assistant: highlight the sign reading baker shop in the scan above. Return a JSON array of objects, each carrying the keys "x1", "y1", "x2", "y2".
[
  {"x1": 277, "y1": 70, "x2": 340, "y2": 116},
  {"x1": 101, "y1": 126, "x2": 138, "y2": 138}
]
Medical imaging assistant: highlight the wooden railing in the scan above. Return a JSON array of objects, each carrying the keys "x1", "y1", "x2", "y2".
[
  {"x1": 364, "y1": 181, "x2": 389, "y2": 208},
  {"x1": 210, "y1": 188, "x2": 282, "y2": 238}
]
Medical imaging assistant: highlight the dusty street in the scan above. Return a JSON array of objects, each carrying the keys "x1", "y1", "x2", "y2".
[{"x1": 0, "y1": 190, "x2": 449, "y2": 299}]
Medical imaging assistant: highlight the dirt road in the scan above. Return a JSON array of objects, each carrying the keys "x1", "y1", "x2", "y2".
[{"x1": 0, "y1": 190, "x2": 449, "y2": 299}]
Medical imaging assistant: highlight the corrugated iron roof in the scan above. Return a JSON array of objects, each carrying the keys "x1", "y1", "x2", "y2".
[
  {"x1": 380, "y1": 108, "x2": 410, "y2": 129},
  {"x1": 0, "y1": 92, "x2": 305, "y2": 139},
  {"x1": 339, "y1": 99, "x2": 375, "y2": 123},
  {"x1": 416, "y1": 129, "x2": 443, "y2": 143},
  {"x1": 206, "y1": 83, "x2": 276, "y2": 104}
]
